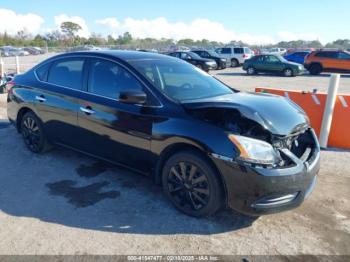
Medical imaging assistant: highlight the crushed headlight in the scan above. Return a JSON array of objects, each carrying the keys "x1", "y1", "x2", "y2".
[{"x1": 228, "y1": 134, "x2": 280, "y2": 165}]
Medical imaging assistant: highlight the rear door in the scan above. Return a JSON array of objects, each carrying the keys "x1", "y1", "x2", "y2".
[
  {"x1": 337, "y1": 52, "x2": 350, "y2": 72},
  {"x1": 314, "y1": 51, "x2": 338, "y2": 70},
  {"x1": 76, "y1": 58, "x2": 155, "y2": 172},
  {"x1": 34, "y1": 57, "x2": 86, "y2": 147},
  {"x1": 264, "y1": 55, "x2": 284, "y2": 72}
]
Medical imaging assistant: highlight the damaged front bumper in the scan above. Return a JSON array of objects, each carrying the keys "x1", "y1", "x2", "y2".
[{"x1": 210, "y1": 128, "x2": 320, "y2": 216}]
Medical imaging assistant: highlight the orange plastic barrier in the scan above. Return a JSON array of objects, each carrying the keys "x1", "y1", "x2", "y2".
[{"x1": 255, "y1": 87, "x2": 350, "y2": 149}]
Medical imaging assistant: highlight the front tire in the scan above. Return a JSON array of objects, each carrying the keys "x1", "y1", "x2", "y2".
[
  {"x1": 247, "y1": 66, "x2": 256, "y2": 75},
  {"x1": 20, "y1": 111, "x2": 50, "y2": 153},
  {"x1": 309, "y1": 64, "x2": 322, "y2": 75},
  {"x1": 283, "y1": 68, "x2": 293, "y2": 77},
  {"x1": 162, "y1": 150, "x2": 223, "y2": 217}
]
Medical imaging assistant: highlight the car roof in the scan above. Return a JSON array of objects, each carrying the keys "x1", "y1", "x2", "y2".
[{"x1": 60, "y1": 50, "x2": 172, "y2": 62}]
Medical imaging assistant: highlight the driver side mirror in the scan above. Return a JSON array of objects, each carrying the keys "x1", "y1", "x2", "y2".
[{"x1": 119, "y1": 90, "x2": 147, "y2": 105}]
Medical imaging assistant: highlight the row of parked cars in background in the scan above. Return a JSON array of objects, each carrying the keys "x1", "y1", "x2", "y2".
[
  {"x1": 165, "y1": 46, "x2": 350, "y2": 77},
  {"x1": 166, "y1": 46, "x2": 255, "y2": 72},
  {"x1": 0, "y1": 46, "x2": 46, "y2": 57},
  {"x1": 243, "y1": 49, "x2": 350, "y2": 76}
]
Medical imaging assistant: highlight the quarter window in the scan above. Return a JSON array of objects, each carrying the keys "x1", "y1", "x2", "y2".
[
  {"x1": 234, "y1": 48, "x2": 244, "y2": 54},
  {"x1": 88, "y1": 59, "x2": 143, "y2": 99},
  {"x1": 47, "y1": 58, "x2": 84, "y2": 90},
  {"x1": 35, "y1": 62, "x2": 51, "y2": 81}
]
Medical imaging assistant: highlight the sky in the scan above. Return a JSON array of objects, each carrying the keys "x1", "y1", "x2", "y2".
[{"x1": 0, "y1": 0, "x2": 348, "y2": 45}]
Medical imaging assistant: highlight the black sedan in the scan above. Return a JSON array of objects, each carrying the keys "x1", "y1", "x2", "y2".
[
  {"x1": 167, "y1": 51, "x2": 217, "y2": 72},
  {"x1": 192, "y1": 50, "x2": 229, "y2": 69},
  {"x1": 6, "y1": 51, "x2": 320, "y2": 217}
]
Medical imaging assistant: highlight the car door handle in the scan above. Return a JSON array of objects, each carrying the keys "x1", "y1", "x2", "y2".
[
  {"x1": 35, "y1": 95, "x2": 46, "y2": 102},
  {"x1": 80, "y1": 106, "x2": 95, "y2": 115}
]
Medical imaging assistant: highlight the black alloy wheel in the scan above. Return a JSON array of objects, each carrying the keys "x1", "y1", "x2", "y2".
[
  {"x1": 162, "y1": 151, "x2": 223, "y2": 217},
  {"x1": 21, "y1": 111, "x2": 50, "y2": 153}
]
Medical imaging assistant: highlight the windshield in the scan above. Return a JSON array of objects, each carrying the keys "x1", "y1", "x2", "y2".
[
  {"x1": 187, "y1": 52, "x2": 202, "y2": 59},
  {"x1": 129, "y1": 58, "x2": 234, "y2": 102},
  {"x1": 207, "y1": 50, "x2": 219, "y2": 56},
  {"x1": 278, "y1": 55, "x2": 289, "y2": 62}
]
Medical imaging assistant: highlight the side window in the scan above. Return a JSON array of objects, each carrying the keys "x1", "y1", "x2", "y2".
[
  {"x1": 180, "y1": 53, "x2": 191, "y2": 59},
  {"x1": 169, "y1": 52, "x2": 179, "y2": 58},
  {"x1": 315, "y1": 52, "x2": 338, "y2": 58},
  {"x1": 266, "y1": 55, "x2": 280, "y2": 63},
  {"x1": 257, "y1": 56, "x2": 265, "y2": 62},
  {"x1": 221, "y1": 48, "x2": 232, "y2": 54},
  {"x1": 88, "y1": 59, "x2": 143, "y2": 99},
  {"x1": 47, "y1": 58, "x2": 84, "y2": 90},
  {"x1": 201, "y1": 51, "x2": 209, "y2": 58},
  {"x1": 234, "y1": 48, "x2": 243, "y2": 54},
  {"x1": 215, "y1": 48, "x2": 222, "y2": 54},
  {"x1": 35, "y1": 62, "x2": 51, "y2": 81},
  {"x1": 338, "y1": 52, "x2": 350, "y2": 59}
]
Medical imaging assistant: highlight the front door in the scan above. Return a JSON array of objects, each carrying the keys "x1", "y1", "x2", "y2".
[{"x1": 77, "y1": 58, "x2": 156, "y2": 173}]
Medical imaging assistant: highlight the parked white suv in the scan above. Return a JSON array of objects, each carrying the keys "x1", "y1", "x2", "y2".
[
  {"x1": 266, "y1": 48, "x2": 287, "y2": 56},
  {"x1": 215, "y1": 47, "x2": 254, "y2": 67}
]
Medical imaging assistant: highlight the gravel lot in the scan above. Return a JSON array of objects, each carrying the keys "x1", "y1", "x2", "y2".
[{"x1": 0, "y1": 55, "x2": 349, "y2": 257}]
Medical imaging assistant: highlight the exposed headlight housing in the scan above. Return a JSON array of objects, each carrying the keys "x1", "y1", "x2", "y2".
[{"x1": 228, "y1": 134, "x2": 280, "y2": 165}]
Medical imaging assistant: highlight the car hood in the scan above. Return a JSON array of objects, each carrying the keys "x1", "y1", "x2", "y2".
[
  {"x1": 182, "y1": 92, "x2": 309, "y2": 136},
  {"x1": 286, "y1": 61, "x2": 302, "y2": 67},
  {"x1": 196, "y1": 57, "x2": 215, "y2": 62}
]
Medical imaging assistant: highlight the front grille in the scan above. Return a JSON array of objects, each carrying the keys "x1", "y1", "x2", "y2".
[{"x1": 273, "y1": 129, "x2": 317, "y2": 167}]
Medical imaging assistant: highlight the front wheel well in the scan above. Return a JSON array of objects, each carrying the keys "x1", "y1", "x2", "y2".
[
  {"x1": 154, "y1": 143, "x2": 228, "y2": 204},
  {"x1": 16, "y1": 107, "x2": 33, "y2": 132},
  {"x1": 309, "y1": 62, "x2": 323, "y2": 69}
]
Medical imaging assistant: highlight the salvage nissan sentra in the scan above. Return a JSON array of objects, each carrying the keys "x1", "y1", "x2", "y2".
[{"x1": 6, "y1": 51, "x2": 320, "y2": 217}]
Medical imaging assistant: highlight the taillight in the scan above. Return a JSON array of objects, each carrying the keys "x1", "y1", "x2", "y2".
[{"x1": 243, "y1": 54, "x2": 248, "y2": 58}]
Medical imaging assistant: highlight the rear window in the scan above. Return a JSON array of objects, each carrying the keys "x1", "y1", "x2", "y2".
[
  {"x1": 244, "y1": 48, "x2": 252, "y2": 54},
  {"x1": 47, "y1": 58, "x2": 85, "y2": 90}
]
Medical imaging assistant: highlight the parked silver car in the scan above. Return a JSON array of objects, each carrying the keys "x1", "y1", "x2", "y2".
[
  {"x1": 215, "y1": 46, "x2": 254, "y2": 67},
  {"x1": 0, "y1": 46, "x2": 29, "y2": 57}
]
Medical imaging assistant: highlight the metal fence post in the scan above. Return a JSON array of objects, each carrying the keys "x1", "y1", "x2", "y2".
[
  {"x1": 15, "y1": 56, "x2": 20, "y2": 74},
  {"x1": 319, "y1": 74, "x2": 340, "y2": 149}
]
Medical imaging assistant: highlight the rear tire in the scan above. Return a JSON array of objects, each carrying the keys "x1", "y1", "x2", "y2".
[
  {"x1": 309, "y1": 64, "x2": 322, "y2": 75},
  {"x1": 162, "y1": 150, "x2": 223, "y2": 217},
  {"x1": 231, "y1": 59, "x2": 239, "y2": 67},
  {"x1": 20, "y1": 111, "x2": 51, "y2": 153}
]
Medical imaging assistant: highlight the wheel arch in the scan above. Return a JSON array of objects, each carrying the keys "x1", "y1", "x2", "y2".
[
  {"x1": 16, "y1": 106, "x2": 36, "y2": 132},
  {"x1": 154, "y1": 142, "x2": 228, "y2": 205},
  {"x1": 309, "y1": 62, "x2": 323, "y2": 69}
]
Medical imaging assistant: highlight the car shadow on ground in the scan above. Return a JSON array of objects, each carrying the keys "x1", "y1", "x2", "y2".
[{"x1": 0, "y1": 128, "x2": 258, "y2": 235}]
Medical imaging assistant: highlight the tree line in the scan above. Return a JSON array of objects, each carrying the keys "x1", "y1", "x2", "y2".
[{"x1": 0, "y1": 21, "x2": 349, "y2": 51}]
